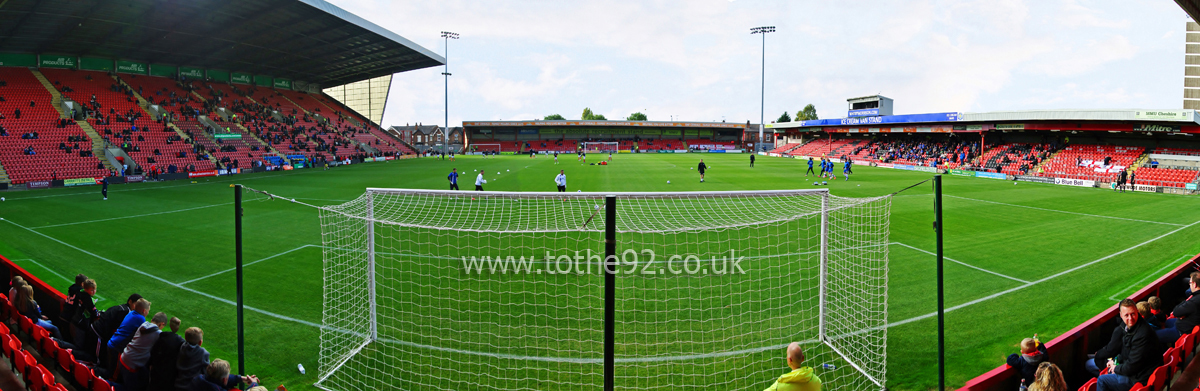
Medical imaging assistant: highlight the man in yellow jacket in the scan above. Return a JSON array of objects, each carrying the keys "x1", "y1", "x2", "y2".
[{"x1": 764, "y1": 342, "x2": 822, "y2": 391}]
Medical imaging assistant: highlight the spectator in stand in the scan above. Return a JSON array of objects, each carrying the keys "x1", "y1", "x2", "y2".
[
  {"x1": 187, "y1": 359, "x2": 259, "y2": 391},
  {"x1": 1006, "y1": 337, "x2": 1046, "y2": 389},
  {"x1": 8, "y1": 276, "x2": 24, "y2": 306},
  {"x1": 1086, "y1": 299, "x2": 1161, "y2": 391},
  {"x1": 71, "y1": 279, "x2": 100, "y2": 362},
  {"x1": 1028, "y1": 362, "x2": 1068, "y2": 391},
  {"x1": 1146, "y1": 296, "x2": 1165, "y2": 326},
  {"x1": 108, "y1": 297, "x2": 151, "y2": 375},
  {"x1": 1158, "y1": 272, "x2": 1200, "y2": 345},
  {"x1": 16, "y1": 284, "x2": 64, "y2": 339},
  {"x1": 149, "y1": 317, "x2": 184, "y2": 390},
  {"x1": 176, "y1": 327, "x2": 210, "y2": 391},
  {"x1": 762, "y1": 342, "x2": 820, "y2": 391},
  {"x1": 1136, "y1": 301, "x2": 1160, "y2": 330},
  {"x1": 118, "y1": 311, "x2": 168, "y2": 390}
]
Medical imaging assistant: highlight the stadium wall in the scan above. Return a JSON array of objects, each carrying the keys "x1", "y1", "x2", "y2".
[{"x1": 958, "y1": 252, "x2": 1200, "y2": 391}]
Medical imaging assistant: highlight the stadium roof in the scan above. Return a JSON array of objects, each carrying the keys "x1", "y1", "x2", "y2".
[
  {"x1": 0, "y1": 0, "x2": 445, "y2": 87},
  {"x1": 767, "y1": 109, "x2": 1200, "y2": 129},
  {"x1": 463, "y1": 120, "x2": 748, "y2": 129},
  {"x1": 1178, "y1": 0, "x2": 1200, "y2": 23}
]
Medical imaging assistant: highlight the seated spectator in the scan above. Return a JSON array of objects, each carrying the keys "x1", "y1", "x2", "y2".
[
  {"x1": 1159, "y1": 272, "x2": 1200, "y2": 344},
  {"x1": 149, "y1": 317, "x2": 183, "y2": 391},
  {"x1": 101, "y1": 295, "x2": 146, "y2": 373},
  {"x1": 1137, "y1": 302, "x2": 1160, "y2": 330},
  {"x1": 119, "y1": 311, "x2": 168, "y2": 390},
  {"x1": 8, "y1": 276, "x2": 23, "y2": 306},
  {"x1": 762, "y1": 342, "x2": 820, "y2": 391},
  {"x1": 16, "y1": 285, "x2": 63, "y2": 339},
  {"x1": 176, "y1": 327, "x2": 209, "y2": 390},
  {"x1": 1086, "y1": 299, "x2": 1161, "y2": 391},
  {"x1": 71, "y1": 279, "x2": 100, "y2": 362},
  {"x1": 1006, "y1": 337, "x2": 1046, "y2": 389},
  {"x1": 1028, "y1": 362, "x2": 1067, "y2": 391},
  {"x1": 187, "y1": 359, "x2": 259, "y2": 391}
]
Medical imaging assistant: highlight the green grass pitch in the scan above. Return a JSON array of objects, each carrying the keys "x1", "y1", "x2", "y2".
[{"x1": 1, "y1": 153, "x2": 1199, "y2": 390}]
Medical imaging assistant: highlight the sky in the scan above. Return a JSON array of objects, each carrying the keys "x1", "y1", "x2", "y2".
[{"x1": 326, "y1": 0, "x2": 1189, "y2": 128}]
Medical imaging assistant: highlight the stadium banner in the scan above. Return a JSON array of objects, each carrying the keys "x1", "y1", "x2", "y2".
[
  {"x1": 769, "y1": 153, "x2": 781, "y2": 157},
  {"x1": 655, "y1": 150, "x2": 675, "y2": 153},
  {"x1": 39, "y1": 55, "x2": 76, "y2": 69},
  {"x1": 848, "y1": 108, "x2": 879, "y2": 117},
  {"x1": 1133, "y1": 124, "x2": 1180, "y2": 133},
  {"x1": 26, "y1": 181, "x2": 50, "y2": 189},
  {"x1": 231, "y1": 72, "x2": 252, "y2": 84},
  {"x1": 188, "y1": 170, "x2": 218, "y2": 178},
  {"x1": 1135, "y1": 110, "x2": 1191, "y2": 121},
  {"x1": 1133, "y1": 184, "x2": 1158, "y2": 193},
  {"x1": 675, "y1": 149, "x2": 690, "y2": 153},
  {"x1": 179, "y1": 66, "x2": 204, "y2": 79},
  {"x1": 209, "y1": 70, "x2": 231, "y2": 83},
  {"x1": 913, "y1": 166, "x2": 939, "y2": 173},
  {"x1": 125, "y1": 175, "x2": 145, "y2": 183},
  {"x1": 706, "y1": 149, "x2": 726, "y2": 153},
  {"x1": 385, "y1": 156, "x2": 396, "y2": 161},
  {"x1": 1054, "y1": 177, "x2": 1095, "y2": 187},
  {"x1": 116, "y1": 60, "x2": 147, "y2": 75},
  {"x1": 975, "y1": 171, "x2": 1007, "y2": 180},
  {"x1": 949, "y1": 169, "x2": 975, "y2": 177},
  {"x1": 0, "y1": 53, "x2": 37, "y2": 67},
  {"x1": 254, "y1": 75, "x2": 273, "y2": 87},
  {"x1": 893, "y1": 164, "x2": 915, "y2": 171},
  {"x1": 214, "y1": 133, "x2": 243, "y2": 140},
  {"x1": 79, "y1": 57, "x2": 114, "y2": 71},
  {"x1": 994, "y1": 124, "x2": 1024, "y2": 130},
  {"x1": 797, "y1": 112, "x2": 960, "y2": 127},
  {"x1": 662, "y1": 129, "x2": 682, "y2": 135},
  {"x1": 273, "y1": 79, "x2": 292, "y2": 90},
  {"x1": 63, "y1": 178, "x2": 96, "y2": 187},
  {"x1": 149, "y1": 64, "x2": 177, "y2": 78},
  {"x1": 1014, "y1": 175, "x2": 1055, "y2": 184},
  {"x1": 1188, "y1": 183, "x2": 1198, "y2": 190}
]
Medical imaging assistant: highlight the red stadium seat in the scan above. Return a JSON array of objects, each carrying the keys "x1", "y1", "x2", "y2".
[
  {"x1": 73, "y1": 361, "x2": 91, "y2": 389},
  {"x1": 1079, "y1": 378, "x2": 1097, "y2": 391},
  {"x1": 89, "y1": 373, "x2": 112, "y2": 391}
]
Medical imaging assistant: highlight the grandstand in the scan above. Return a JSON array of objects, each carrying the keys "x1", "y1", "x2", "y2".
[{"x1": 460, "y1": 120, "x2": 746, "y2": 154}]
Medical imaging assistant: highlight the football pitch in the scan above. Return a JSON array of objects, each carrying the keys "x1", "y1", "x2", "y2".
[{"x1": 1, "y1": 153, "x2": 1199, "y2": 390}]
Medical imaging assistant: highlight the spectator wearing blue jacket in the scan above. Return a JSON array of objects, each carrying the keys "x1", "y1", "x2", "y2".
[{"x1": 108, "y1": 298, "x2": 150, "y2": 375}]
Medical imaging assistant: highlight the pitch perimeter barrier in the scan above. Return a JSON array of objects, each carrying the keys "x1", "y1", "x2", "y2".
[
  {"x1": 959, "y1": 252, "x2": 1199, "y2": 391},
  {"x1": 0, "y1": 253, "x2": 69, "y2": 327}
]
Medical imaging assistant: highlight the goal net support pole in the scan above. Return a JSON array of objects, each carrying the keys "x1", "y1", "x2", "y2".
[{"x1": 316, "y1": 188, "x2": 889, "y2": 391}]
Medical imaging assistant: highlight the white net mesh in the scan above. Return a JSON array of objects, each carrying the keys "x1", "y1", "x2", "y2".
[
  {"x1": 583, "y1": 142, "x2": 619, "y2": 154},
  {"x1": 315, "y1": 189, "x2": 889, "y2": 391}
]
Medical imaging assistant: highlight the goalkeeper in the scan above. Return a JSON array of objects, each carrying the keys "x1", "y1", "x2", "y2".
[{"x1": 763, "y1": 342, "x2": 822, "y2": 391}]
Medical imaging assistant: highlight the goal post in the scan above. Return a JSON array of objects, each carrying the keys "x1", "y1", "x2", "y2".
[
  {"x1": 470, "y1": 143, "x2": 502, "y2": 154},
  {"x1": 583, "y1": 142, "x2": 619, "y2": 154},
  {"x1": 316, "y1": 189, "x2": 889, "y2": 391}
]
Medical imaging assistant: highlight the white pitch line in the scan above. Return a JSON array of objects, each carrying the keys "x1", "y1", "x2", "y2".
[
  {"x1": 1107, "y1": 255, "x2": 1192, "y2": 301},
  {"x1": 881, "y1": 219, "x2": 1200, "y2": 330},
  {"x1": 893, "y1": 242, "x2": 1030, "y2": 284},
  {"x1": 178, "y1": 245, "x2": 314, "y2": 285},
  {"x1": 30, "y1": 203, "x2": 230, "y2": 229},
  {"x1": 2, "y1": 218, "x2": 326, "y2": 330},
  {"x1": 945, "y1": 194, "x2": 1185, "y2": 226}
]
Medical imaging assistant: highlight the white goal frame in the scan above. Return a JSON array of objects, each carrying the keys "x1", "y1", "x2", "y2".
[
  {"x1": 315, "y1": 188, "x2": 888, "y2": 391},
  {"x1": 582, "y1": 142, "x2": 620, "y2": 154}
]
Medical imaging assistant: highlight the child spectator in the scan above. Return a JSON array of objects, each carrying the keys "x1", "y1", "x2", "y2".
[
  {"x1": 176, "y1": 327, "x2": 210, "y2": 391},
  {"x1": 149, "y1": 317, "x2": 184, "y2": 391},
  {"x1": 1006, "y1": 337, "x2": 1047, "y2": 389},
  {"x1": 1028, "y1": 362, "x2": 1068, "y2": 391},
  {"x1": 119, "y1": 311, "x2": 168, "y2": 390},
  {"x1": 71, "y1": 279, "x2": 100, "y2": 362},
  {"x1": 8, "y1": 276, "x2": 24, "y2": 306},
  {"x1": 1137, "y1": 301, "x2": 1160, "y2": 330},
  {"x1": 108, "y1": 298, "x2": 151, "y2": 375},
  {"x1": 186, "y1": 359, "x2": 259, "y2": 391}
]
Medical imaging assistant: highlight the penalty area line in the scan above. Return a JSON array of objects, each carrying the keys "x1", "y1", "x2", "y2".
[{"x1": 892, "y1": 242, "x2": 1030, "y2": 284}]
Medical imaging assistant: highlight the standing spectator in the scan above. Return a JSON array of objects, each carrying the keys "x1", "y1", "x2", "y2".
[
  {"x1": 71, "y1": 279, "x2": 100, "y2": 362},
  {"x1": 62, "y1": 274, "x2": 87, "y2": 328},
  {"x1": 187, "y1": 359, "x2": 259, "y2": 391},
  {"x1": 149, "y1": 317, "x2": 184, "y2": 390},
  {"x1": 762, "y1": 342, "x2": 821, "y2": 391},
  {"x1": 1159, "y1": 272, "x2": 1200, "y2": 345},
  {"x1": 1028, "y1": 362, "x2": 1068, "y2": 391},
  {"x1": 16, "y1": 285, "x2": 63, "y2": 339},
  {"x1": 119, "y1": 312, "x2": 168, "y2": 390},
  {"x1": 108, "y1": 298, "x2": 151, "y2": 375},
  {"x1": 1086, "y1": 299, "x2": 1161, "y2": 391},
  {"x1": 176, "y1": 327, "x2": 209, "y2": 391},
  {"x1": 1006, "y1": 337, "x2": 1047, "y2": 389}
]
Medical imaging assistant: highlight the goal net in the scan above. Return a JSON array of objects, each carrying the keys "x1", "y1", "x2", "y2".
[
  {"x1": 583, "y1": 142, "x2": 619, "y2": 154},
  {"x1": 470, "y1": 143, "x2": 502, "y2": 154},
  {"x1": 315, "y1": 189, "x2": 889, "y2": 391}
]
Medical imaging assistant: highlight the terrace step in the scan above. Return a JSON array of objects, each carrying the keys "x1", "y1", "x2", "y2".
[
  {"x1": 0, "y1": 160, "x2": 8, "y2": 184},
  {"x1": 30, "y1": 68, "x2": 113, "y2": 172},
  {"x1": 233, "y1": 122, "x2": 283, "y2": 157}
]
